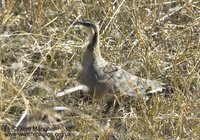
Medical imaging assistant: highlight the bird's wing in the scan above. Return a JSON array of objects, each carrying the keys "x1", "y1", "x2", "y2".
[{"x1": 96, "y1": 62, "x2": 165, "y2": 98}]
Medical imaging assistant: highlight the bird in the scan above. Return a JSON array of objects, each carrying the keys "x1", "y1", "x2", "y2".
[{"x1": 74, "y1": 20, "x2": 165, "y2": 113}]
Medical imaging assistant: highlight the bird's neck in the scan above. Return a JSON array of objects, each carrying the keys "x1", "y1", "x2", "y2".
[
  {"x1": 82, "y1": 31, "x2": 103, "y2": 68},
  {"x1": 87, "y1": 31, "x2": 100, "y2": 53}
]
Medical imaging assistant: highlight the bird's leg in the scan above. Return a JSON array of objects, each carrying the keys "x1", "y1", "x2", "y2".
[{"x1": 104, "y1": 100, "x2": 120, "y2": 114}]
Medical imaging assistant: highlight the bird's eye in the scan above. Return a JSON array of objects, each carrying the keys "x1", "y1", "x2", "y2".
[{"x1": 85, "y1": 23, "x2": 91, "y2": 26}]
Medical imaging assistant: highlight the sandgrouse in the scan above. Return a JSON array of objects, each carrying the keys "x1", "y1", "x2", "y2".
[{"x1": 75, "y1": 20, "x2": 165, "y2": 112}]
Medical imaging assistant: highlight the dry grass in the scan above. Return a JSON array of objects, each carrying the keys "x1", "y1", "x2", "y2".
[{"x1": 0, "y1": 0, "x2": 200, "y2": 139}]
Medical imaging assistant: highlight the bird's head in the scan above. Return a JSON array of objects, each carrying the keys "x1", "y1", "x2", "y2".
[{"x1": 74, "y1": 20, "x2": 99, "y2": 41}]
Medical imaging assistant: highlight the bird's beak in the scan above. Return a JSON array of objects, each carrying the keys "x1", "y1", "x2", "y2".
[
  {"x1": 74, "y1": 21, "x2": 83, "y2": 26},
  {"x1": 74, "y1": 21, "x2": 84, "y2": 29}
]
